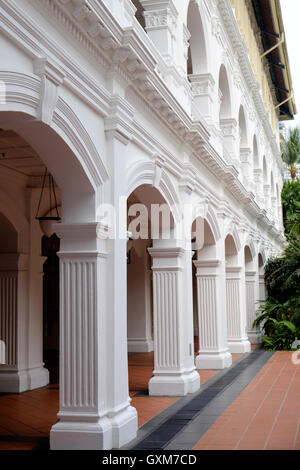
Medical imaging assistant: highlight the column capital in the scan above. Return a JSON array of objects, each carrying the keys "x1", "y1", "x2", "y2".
[
  {"x1": 240, "y1": 147, "x2": 252, "y2": 163},
  {"x1": 245, "y1": 270, "x2": 256, "y2": 278},
  {"x1": 193, "y1": 259, "x2": 221, "y2": 269},
  {"x1": 148, "y1": 247, "x2": 184, "y2": 258},
  {"x1": 104, "y1": 95, "x2": 134, "y2": 144},
  {"x1": 226, "y1": 265, "x2": 242, "y2": 274},
  {"x1": 220, "y1": 118, "x2": 238, "y2": 138},
  {"x1": 53, "y1": 222, "x2": 109, "y2": 254},
  {"x1": 188, "y1": 73, "x2": 215, "y2": 97}
]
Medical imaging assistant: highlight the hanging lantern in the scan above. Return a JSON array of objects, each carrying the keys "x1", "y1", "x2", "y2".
[{"x1": 35, "y1": 169, "x2": 61, "y2": 236}]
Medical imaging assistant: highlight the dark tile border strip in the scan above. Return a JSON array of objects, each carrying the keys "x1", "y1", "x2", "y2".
[
  {"x1": 125, "y1": 348, "x2": 274, "y2": 450},
  {"x1": 166, "y1": 350, "x2": 273, "y2": 450},
  {"x1": 123, "y1": 350, "x2": 250, "y2": 449}
]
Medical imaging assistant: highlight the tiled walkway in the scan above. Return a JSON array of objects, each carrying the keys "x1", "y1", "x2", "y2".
[
  {"x1": 193, "y1": 351, "x2": 300, "y2": 450},
  {"x1": 0, "y1": 348, "x2": 299, "y2": 450}
]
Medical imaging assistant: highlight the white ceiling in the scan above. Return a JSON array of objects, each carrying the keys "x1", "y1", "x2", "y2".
[{"x1": 0, "y1": 129, "x2": 46, "y2": 177}]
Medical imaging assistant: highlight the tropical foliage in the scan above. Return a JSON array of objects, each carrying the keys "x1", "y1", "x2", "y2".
[
  {"x1": 280, "y1": 127, "x2": 300, "y2": 182},
  {"x1": 253, "y1": 127, "x2": 300, "y2": 350},
  {"x1": 281, "y1": 179, "x2": 300, "y2": 239}
]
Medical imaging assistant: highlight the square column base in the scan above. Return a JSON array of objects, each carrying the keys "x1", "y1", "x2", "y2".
[
  {"x1": 0, "y1": 366, "x2": 49, "y2": 393},
  {"x1": 228, "y1": 339, "x2": 251, "y2": 353},
  {"x1": 127, "y1": 339, "x2": 154, "y2": 353},
  {"x1": 50, "y1": 406, "x2": 137, "y2": 450},
  {"x1": 196, "y1": 350, "x2": 232, "y2": 370},
  {"x1": 149, "y1": 370, "x2": 200, "y2": 396}
]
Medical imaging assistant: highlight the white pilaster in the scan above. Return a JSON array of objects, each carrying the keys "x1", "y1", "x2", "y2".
[
  {"x1": 104, "y1": 97, "x2": 138, "y2": 448},
  {"x1": 194, "y1": 259, "x2": 232, "y2": 370},
  {"x1": 0, "y1": 252, "x2": 49, "y2": 392},
  {"x1": 220, "y1": 118, "x2": 238, "y2": 164},
  {"x1": 226, "y1": 266, "x2": 251, "y2": 353},
  {"x1": 189, "y1": 73, "x2": 215, "y2": 122},
  {"x1": 148, "y1": 246, "x2": 200, "y2": 396},
  {"x1": 240, "y1": 148, "x2": 253, "y2": 192},
  {"x1": 245, "y1": 270, "x2": 259, "y2": 344},
  {"x1": 259, "y1": 273, "x2": 266, "y2": 302},
  {"x1": 140, "y1": 0, "x2": 178, "y2": 66}
]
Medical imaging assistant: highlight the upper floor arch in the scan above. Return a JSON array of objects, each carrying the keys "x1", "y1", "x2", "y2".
[
  {"x1": 253, "y1": 135, "x2": 259, "y2": 170},
  {"x1": 219, "y1": 64, "x2": 232, "y2": 121},
  {"x1": 186, "y1": 0, "x2": 208, "y2": 76},
  {"x1": 238, "y1": 105, "x2": 249, "y2": 149}
]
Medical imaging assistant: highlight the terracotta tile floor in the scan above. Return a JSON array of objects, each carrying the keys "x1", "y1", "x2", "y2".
[
  {"x1": 193, "y1": 351, "x2": 300, "y2": 450},
  {"x1": 0, "y1": 347, "x2": 239, "y2": 450},
  {"x1": 1, "y1": 347, "x2": 298, "y2": 451}
]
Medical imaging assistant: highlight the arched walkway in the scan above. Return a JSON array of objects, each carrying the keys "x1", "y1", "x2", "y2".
[
  {"x1": 0, "y1": 88, "x2": 135, "y2": 450},
  {"x1": 127, "y1": 182, "x2": 200, "y2": 396},
  {"x1": 192, "y1": 213, "x2": 232, "y2": 370},
  {"x1": 225, "y1": 232, "x2": 251, "y2": 353}
]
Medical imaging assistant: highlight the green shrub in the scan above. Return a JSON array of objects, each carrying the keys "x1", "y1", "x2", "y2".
[
  {"x1": 264, "y1": 240, "x2": 300, "y2": 302},
  {"x1": 261, "y1": 318, "x2": 300, "y2": 351},
  {"x1": 281, "y1": 180, "x2": 300, "y2": 240},
  {"x1": 254, "y1": 238, "x2": 300, "y2": 351}
]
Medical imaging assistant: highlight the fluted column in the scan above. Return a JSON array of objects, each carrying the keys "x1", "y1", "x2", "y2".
[
  {"x1": 148, "y1": 247, "x2": 200, "y2": 396},
  {"x1": 259, "y1": 273, "x2": 266, "y2": 302},
  {"x1": 194, "y1": 259, "x2": 232, "y2": 369},
  {"x1": 226, "y1": 266, "x2": 251, "y2": 353},
  {"x1": 0, "y1": 262, "x2": 18, "y2": 368},
  {"x1": 50, "y1": 223, "x2": 137, "y2": 450},
  {"x1": 0, "y1": 253, "x2": 49, "y2": 392},
  {"x1": 245, "y1": 270, "x2": 259, "y2": 343}
]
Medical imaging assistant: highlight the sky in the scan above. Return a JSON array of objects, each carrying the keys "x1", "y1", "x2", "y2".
[{"x1": 280, "y1": 0, "x2": 300, "y2": 128}]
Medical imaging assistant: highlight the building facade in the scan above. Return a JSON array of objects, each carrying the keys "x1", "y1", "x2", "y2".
[{"x1": 0, "y1": 0, "x2": 295, "y2": 450}]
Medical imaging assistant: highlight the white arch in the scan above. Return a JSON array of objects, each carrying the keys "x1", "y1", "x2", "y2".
[
  {"x1": 257, "y1": 245, "x2": 267, "y2": 265},
  {"x1": 204, "y1": 205, "x2": 221, "y2": 242},
  {"x1": 187, "y1": 0, "x2": 208, "y2": 75},
  {"x1": 0, "y1": 71, "x2": 108, "y2": 191},
  {"x1": 126, "y1": 160, "x2": 182, "y2": 224},
  {"x1": 225, "y1": 225, "x2": 242, "y2": 254},
  {"x1": 238, "y1": 105, "x2": 249, "y2": 148},
  {"x1": 219, "y1": 64, "x2": 232, "y2": 120},
  {"x1": 191, "y1": 203, "x2": 221, "y2": 244},
  {"x1": 244, "y1": 237, "x2": 256, "y2": 260},
  {"x1": 253, "y1": 134, "x2": 259, "y2": 169}
]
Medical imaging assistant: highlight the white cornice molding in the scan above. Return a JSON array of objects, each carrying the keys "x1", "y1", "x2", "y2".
[
  {"x1": 217, "y1": 0, "x2": 281, "y2": 169},
  {"x1": 0, "y1": 0, "x2": 285, "y2": 245}
]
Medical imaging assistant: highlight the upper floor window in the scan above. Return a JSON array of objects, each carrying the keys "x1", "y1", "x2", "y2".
[{"x1": 187, "y1": 0, "x2": 207, "y2": 76}]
